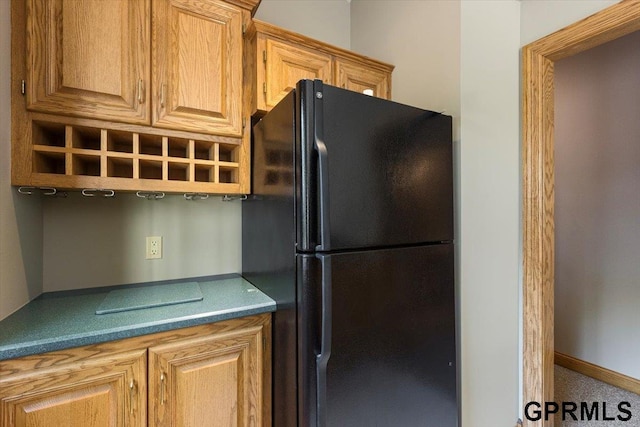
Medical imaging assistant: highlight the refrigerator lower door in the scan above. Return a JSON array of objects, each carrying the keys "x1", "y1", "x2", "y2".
[{"x1": 298, "y1": 244, "x2": 457, "y2": 427}]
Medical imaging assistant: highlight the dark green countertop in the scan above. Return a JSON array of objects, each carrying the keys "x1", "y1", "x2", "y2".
[{"x1": 0, "y1": 274, "x2": 275, "y2": 361}]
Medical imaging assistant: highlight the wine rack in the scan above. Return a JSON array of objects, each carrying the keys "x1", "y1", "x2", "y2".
[{"x1": 26, "y1": 118, "x2": 245, "y2": 194}]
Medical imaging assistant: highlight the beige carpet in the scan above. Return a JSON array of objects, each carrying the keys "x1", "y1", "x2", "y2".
[{"x1": 555, "y1": 365, "x2": 640, "y2": 427}]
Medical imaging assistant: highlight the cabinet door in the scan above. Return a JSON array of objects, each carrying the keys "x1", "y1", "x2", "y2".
[
  {"x1": 25, "y1": 0, "x2": 150, "y2": 124},
  {"x1": 152, "y1": 0, "x2": 244, "y2": 136},
  {"x1": 148, "y1": 325, "x2": 266, "y2": 427},
  {"x1": 258, "y1": 37, "x2": 332, "y2": 112},
  {"x1": 0, "y1": 350, "x2": 146, "y2": 427},
  {"x1": 335, "y1": 59, "x2": 391, "y2": 100}
]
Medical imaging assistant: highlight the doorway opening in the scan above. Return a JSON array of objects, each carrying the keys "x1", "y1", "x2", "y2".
[{"x1": 521, "y1": 3, "x2": 640, "y2": 427}]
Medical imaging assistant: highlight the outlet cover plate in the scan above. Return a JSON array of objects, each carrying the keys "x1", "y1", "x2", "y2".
[{"x1": 146, "y1": 236, "x2": 162, "y2": 259}]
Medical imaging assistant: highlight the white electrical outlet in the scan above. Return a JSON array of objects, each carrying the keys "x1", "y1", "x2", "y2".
[{"x1": 146, "y1": 236, "x2": 162, "y2": 259}]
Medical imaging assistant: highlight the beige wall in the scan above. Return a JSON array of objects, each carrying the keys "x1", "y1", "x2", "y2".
[
  {"x1": 254, "y1": 0, "x2": 351, "y2": 49},
  {"x1": 0, "y1": 0, "x2": 43, "y2": 319},
  {"x1": 42, "y1": 194, "x2": 242, "y2": 291},
  {"x1": 520, "y1": 0, "x2": 618, "y2": 46},
  {"x1": 350, "y1": 1, "x2": 460, "y2": 123},
  {"x1": 460, "y1": 2, "x2": 521, "y2": 424},
  {"x1": 555, "y1": 30, "x2": 640, "y2": 379}
]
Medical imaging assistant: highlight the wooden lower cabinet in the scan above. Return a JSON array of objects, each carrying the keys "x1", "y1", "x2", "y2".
[
  {"x1": 0, "y1": 349, "x2": 147, "y2": 427},
  {"x1": 149, "y1": 325, "x2": 266, "y2": 426},
  {"x1": 0, "y1": 314, "x2": 271, "y2": 427}
]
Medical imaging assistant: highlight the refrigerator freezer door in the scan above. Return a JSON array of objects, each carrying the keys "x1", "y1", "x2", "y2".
[
  {"x1": 298, "y1": 244, "x2": 457, "y2": 427},
  {"x1": 313, "y1": 83, "x2": 454, "y2": 251}
]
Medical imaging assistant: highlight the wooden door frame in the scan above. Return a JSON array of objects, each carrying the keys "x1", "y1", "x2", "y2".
[{"x1": 522, "y1": 2, "x2": 640, "y2": 426}]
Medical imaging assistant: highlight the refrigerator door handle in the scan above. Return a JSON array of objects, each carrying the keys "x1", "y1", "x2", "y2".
[
  {"x1": 316, "y1": 254, "x2": 332, "y2": 427},
  {"x1": 313, "y1": 80, "x2": 331, "y2": 252},
  {"x1": 314, "y1": 136, "x2": 331, "y2": 252}
]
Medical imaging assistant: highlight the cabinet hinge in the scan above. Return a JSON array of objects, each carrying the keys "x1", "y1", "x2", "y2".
[
  {"x1": 242, "y1": 23, "x2": 246, "y2": 34},
  {"x1": 263, "y1": 82, "x2": 267, "y2": 94},
  {"x1": 263, "y1": 50, "x2": 267, "y2": 63},
  {"x1": 21, "y1": 80, "x2": 26, "y2": 95},
  {"x1": 242, "y1": 118, "x2": 246, "y2": 129}
]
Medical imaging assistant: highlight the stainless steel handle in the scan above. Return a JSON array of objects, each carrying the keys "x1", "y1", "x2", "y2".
[{"x1": 316, "y1": 255, "x2": 332, "y2": 427}]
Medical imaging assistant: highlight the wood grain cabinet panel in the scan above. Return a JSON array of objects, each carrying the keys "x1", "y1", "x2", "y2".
[
  {"x1": 0, "y1": 314, "x2": 271, "y2": 427},
  {"x1": 0, "y1": 350, "x2": 147, "y2": 427},
  {"x1": 152, "y1": 0, "x2": 244, "y2": 136},
  {"x1": 260, "y1": 38, "x2": 332, "y2": 112},
  {"x1": 25, "y1": 0, "x2": 150, "y2": 124},
  {"x1": 247, "y1": 20, "x2": 393, "y2": 115},
  {"x1": 335, "y1": 59, "x2": 391, "y2": 99},
  {"x1": 148, "y1": 325, "x2": 266, "y2": 427}
]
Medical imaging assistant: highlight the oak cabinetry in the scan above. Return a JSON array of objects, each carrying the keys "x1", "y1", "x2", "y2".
[
  {"x1": 12, "y1": 0, "x2": 257, "y2": 193},
  {"x1": 246, "y1": 20, "x2": 394, "y2": 115},
  {"x1": 152, "y1": 0, "x2": 244, "y2": 136},
  {"x1": 25, "y1": 0, "x2": 151, "y2": 125},
  {"x1": 0, "y1": 314, "x2": 271, "y2": 427},
  {"x1": 0, "y1": 350, "x2": 147, "y2": 427},
  {"x1": 148, "y1": 325, "x2": 266, "y2": 426},
  {"x1": 334, "y1": 58, "x2": 390, "y2": 100},
  {"x1": 259, "y1": 37, "x2": 332, "y2": 112}
]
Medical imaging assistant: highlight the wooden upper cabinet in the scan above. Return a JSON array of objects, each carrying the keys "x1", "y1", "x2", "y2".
[
  {"x1": 25, "y1": 0, "x2": 150, "y2": 125},
  {"x1": 13, "y1": 0, "x2": 258, "y2": 193},
  {"x1": 148, "y1": 324, "x2": 266, "y2": 427},
  {"x1": 260, "y1": 38, "x2": 332, "y2": 112},
  {"x1": 0, "y1": 350, "x2": 147, "y2": 427},
  {"x1": 152, "y1": 0, "x2": 244, "y2": 136},
  {"x1": 335, "y1": 59, "x2": 391, "y2": 100},
  {"x1": 247, "y1": 20, "x2": 393, "y2": 115}
]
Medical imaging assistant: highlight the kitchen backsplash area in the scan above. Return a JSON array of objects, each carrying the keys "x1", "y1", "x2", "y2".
[{"x1": 41, "y1": 193, "x2": 241, "y2": 291}]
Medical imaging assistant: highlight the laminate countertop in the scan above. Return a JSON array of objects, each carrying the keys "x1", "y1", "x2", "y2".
[{"x1": 0, "y1": 274, "x2": 275, "y2": 361}]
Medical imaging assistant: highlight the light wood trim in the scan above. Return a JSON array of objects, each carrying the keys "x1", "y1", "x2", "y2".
[
  {"x1": 11, "y1": 0, "x2": 31, "y2": 185},
  {"x1": 25, "y1": 174, "x2": 242, "y2": 194},
  {"x1": 522, "y1": 2, "x2": 640, "y2": 427},
  {"x1": 241, "y1": 10, "x2": 256, "y2": 193},
  {"x1": 555, "y1": 352, "x2": 640, "y2": 395},
  {"x1": 261, "y1": 313, "x2": 272, "y2": 427},
  {"x1": 224, "y1": 0, "x2": 260, "y2": 16},
  {"x1": 522, "y1": 40, "x2": 556, "y2": 426}
]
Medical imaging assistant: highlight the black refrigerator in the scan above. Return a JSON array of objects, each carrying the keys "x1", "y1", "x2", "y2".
[{"x1": 242, "y1": 80, "x2": 457, "y2": 427}]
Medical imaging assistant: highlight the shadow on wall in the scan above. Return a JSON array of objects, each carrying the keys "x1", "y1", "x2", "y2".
[{"x1": 10, "y1": 190, "x2": 43, "y2": 301}]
